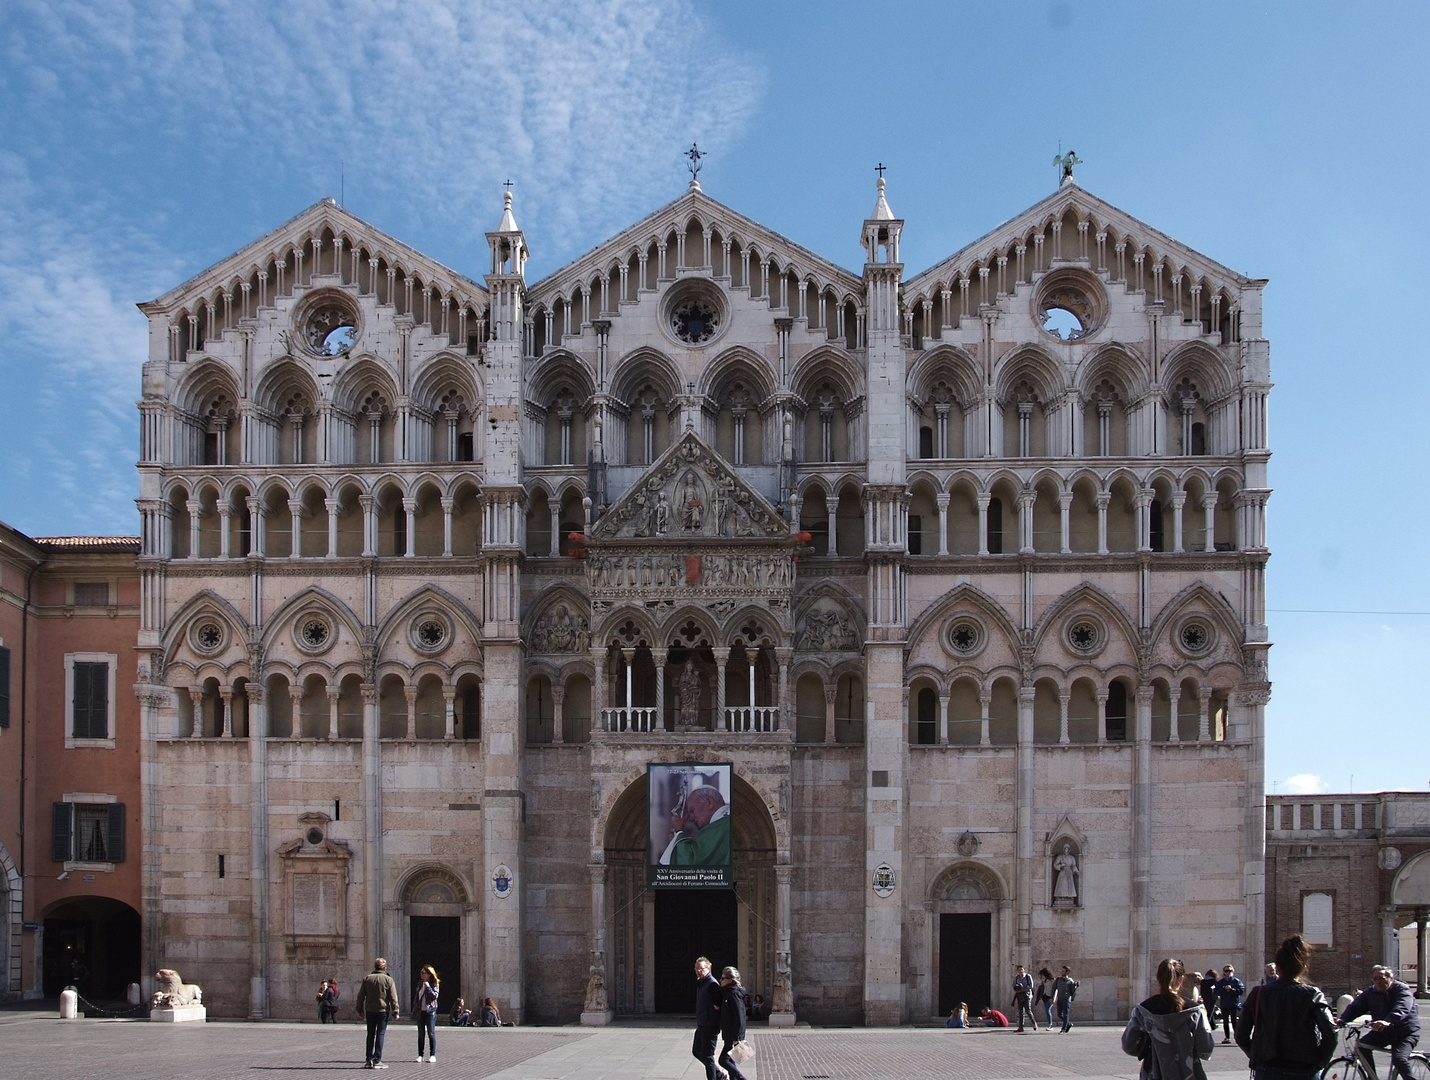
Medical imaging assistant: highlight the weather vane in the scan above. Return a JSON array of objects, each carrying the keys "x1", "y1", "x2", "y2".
[
  {"x1": 1053, "y1": 148, "x2": 1082, "y2": 184},
  {"x1": 686, "y1": 143, "x2": 704, "y2": 181}
]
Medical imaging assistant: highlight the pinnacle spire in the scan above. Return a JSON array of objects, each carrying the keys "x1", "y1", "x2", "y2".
[{"x1": 496, "y1": 186, "x2": 519, "y2": 233}]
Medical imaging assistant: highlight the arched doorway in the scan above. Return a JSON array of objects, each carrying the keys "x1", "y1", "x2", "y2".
[
  {"x1": 390, "y1": 866, "x2": 476, "y2": 1013},
  {"x1": 41, "y1": 897, "x2": 140, "y2": 999},
  {"x1": 602, "y1": 771, "x2": 778, "y2": 1015},
  {"x1": 928, "y1": 861, "x2": 1010, "y2": 1019}
]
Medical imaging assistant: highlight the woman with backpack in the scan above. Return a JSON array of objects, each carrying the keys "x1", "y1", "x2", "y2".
[{"x1": 1121, "y1": 958, "x2": 1215, "y2": 1080}]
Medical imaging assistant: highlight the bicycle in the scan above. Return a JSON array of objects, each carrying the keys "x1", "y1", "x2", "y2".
[{"x1": 1322, "y1": 1019, "x2": 1430, "y2": 1080}]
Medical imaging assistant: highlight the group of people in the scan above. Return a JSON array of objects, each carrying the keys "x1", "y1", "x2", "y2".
[
  {"x1": 341, "y1": 957, "x2": 510, "y2": 1069},
  {"x1": 691, "y1": 957, "x2": 754, "y2": 1080},
  {"x1": 948, "y1": 964, "x2": 1080, "y2": 1032},
  {"x1": 1121, "y1": 937, "x2": 1421, "y2": 1080}
]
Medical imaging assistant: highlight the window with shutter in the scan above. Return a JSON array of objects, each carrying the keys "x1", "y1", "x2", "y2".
[
  {"x1": 72, "y1": 661, "x2": 109, "y2": 739},
  {"x1": 0, "y1": 643, "x2": 10, "y2": 728}
]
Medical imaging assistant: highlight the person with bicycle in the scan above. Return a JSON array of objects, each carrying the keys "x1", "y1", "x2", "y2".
[
  {"x1": 1234, "y1": 934, "x2": 1338, "y2": 1080},
  {"x1": 1339, "y1": 966, "x2": 1421, "y2": 1080}
]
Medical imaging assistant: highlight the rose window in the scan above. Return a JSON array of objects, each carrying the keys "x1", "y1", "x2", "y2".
[
  {"x1": 412, "y1": 616, "x2": 449, "y2": 654},
  {"x1": 946, "y1": 617, "x2": 984, "y2": 656},
  {"x1": 1178, "y1": 620, "x2": 1213, "y2": 656},
  {"x1": 194, "y1": 620, "x2": 224, "y2": 653},
  {"x1": 299, "y1": 617, "x2": 331, "y2": 649},
  {"x1": 672, "y1": 298, "x2": 719, "y2": 344},
  {"x1": 1067, "y1": 619, "x2": 1101, "y2": 653}
]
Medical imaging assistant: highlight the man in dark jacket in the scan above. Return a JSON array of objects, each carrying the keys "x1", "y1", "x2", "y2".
[
  {"x1": 692, "y1": 957, "x2": 726, "y2": 1080},
  {"x1": 355, "y1": 957, "x2": 400, "y2": 1069},
  {"x1": 1216, "y1": 965, "x2": 1247, "y2": 1044},
  {"x1": 1341, "y1": 966, "x2": 1421, "y2": 1080}
]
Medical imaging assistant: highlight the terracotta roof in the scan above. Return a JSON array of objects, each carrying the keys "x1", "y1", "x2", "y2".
[{"x1": 32, "y1": 536, "x2": 141, "y2": 552}]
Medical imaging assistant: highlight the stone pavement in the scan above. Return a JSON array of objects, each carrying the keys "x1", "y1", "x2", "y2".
[{"x1": 0, "y1": 1013, "x2": 1257, "y2": 1080}]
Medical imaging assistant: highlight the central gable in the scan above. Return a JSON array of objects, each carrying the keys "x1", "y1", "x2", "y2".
[{"x1": 589, "y1": 431, "x2": 789, "y2": 542}]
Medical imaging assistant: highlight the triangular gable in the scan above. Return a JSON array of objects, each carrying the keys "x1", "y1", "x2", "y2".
[
  {"x1": 140, "y1": 200, "x2": 487, "y2": 315},
  {"x1": 527, "y1": 185, "x2": 863, "y2": 301},
  {"x1": 587, "y1": 429, "x2": 790, "y2": 542},
  {"x1": 904, "y1": 181, "x2": 1260, "y2": 299}
]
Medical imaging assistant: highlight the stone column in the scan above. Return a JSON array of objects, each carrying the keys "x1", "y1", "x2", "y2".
[
  {"x1": 581, "y1": 863, "x2": 614, "y2": 1025},
  {"x1": 441, "y1": 498, "x2": 454, "y2": 557},
  {"x1": 443, "y1": 689, "x2": 456, "y2": 741},
  {"x1": 863, "y1": 638, "x2": 908, "y2": 1025},
  {"x1": 979, "y1": 689, "x2": 992, "y2": 746},
  {"x1": 938, "y1": 692, "x2": 949, "y2": 746},
  {"x1": 823, "y1": 683, "x2": 837, "y2": 745},
  {"x1": 1015, "y1": 685, "x2": 1035, "y2": 951},
  {"x1": 327, "y1": 688, "x2": 340, "y2": 740},
  {"x1": 247, "y1": 496, "x2": 265, "y2": 558},
  {"x1": 936, "y1": 494, "x2": 950, "y2": 556},
  {"x1": 1018, "y1": 491, "x2": 1035, "y2": 553},
  {"x1": 828, "y1": 495, "x2": 840, "y2": 556},
  {"x1": 1096, "y1": 493, "x2": 1110, "y2": 555},
  {"x1": 1096, "y1": 689, "x2": 1109, "y2": 745},
  {"x1": 1202, "y1": 495, "x2": 1217, "y2": 552},
  {"x1": 403, "y1": 498, "x2": 417, "y2": 557},
  {"x1": 219, "y1": 505, "x2": 233, "y2": 559},
  {"x1": 592, "y1": 649, "x2": 606, "y2": 730},
  {"x1": 404, "y1": 686, "x2": 418, "y2": 741},
  {"x1": 220, "y1": 688, "x2": 234, "y2": 738},
  {"x1": 325, "y1": 498, "x2": 339, "y2": 558},
  {"x1": 1129, "y1": 684, "x2": 1154, "y2": 1002},
  {"x1": 1198, "y1": 687, "x2": 1212, "y2": 743},
  {"x1": 976, "y1": 493, "x2": 991, "y2": 556},
  {"x1": 360, "y1": 495, "x2": 377, "y2": 557},
  {"x1": 770, "y1": 861, "x2": 796, "y2": 1026},
  {"x1": 361, "y1": 682, "x2": 383, "y2": 964},
  {"x1": 289, "y1": 686, "x2": 303, "y2": 739},
  {"x1": 652, "y1": 648, "x2": 667, "y2": 731},
  {"x1": 551, "y1": 683, "x2": 565, "y2": 746},
  {"x1": 1058, "y1": 690, "x2": 1071, "y2": 745},
  {"x1": 188, "y1": 686, "x2": 204, "y2": 738},
  {"x1": 713, "y1": 647, "x2": 729, "y2": 731},
  {"x1": 1418, "y1": 908, "x2": 1429, "y2": 997},
  {"x1": 187, "y1": 500, "x2": 203, "y2": 559},
  {"x1": 549, "y1": 502, "x2": 561, "y2": 557},
  {"x1": 1059, "y1": 492, "x2": 1073, "y2": 554},
  {"x1": 1171, "y1": 493, "x2": 1186, "y2": 553},
  {"x1": 246, "y1": 682, "x2": 269, "y2": 1017},
  {"x1": 776, "y1": 648, "x2": 792, "y2": 732},
  {"x1": 288, "y1": 499, "x2": 303, "y2": 558}
]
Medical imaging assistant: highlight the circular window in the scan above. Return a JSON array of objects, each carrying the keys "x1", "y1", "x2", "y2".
[
  {"x1": 1176, "y1": 617, "x2": 1215, "y2": 657},
  {"x1": 293, "y1": 612, "x2": 335, "y2": 655},
  {"x1": 661, "y1": 281, "x2": 728, "y2": 349},
  {"x1": 1065, "y1": 615, "x2": 1105, "y2": 656},
  {"x1": 945, "y1": 616, "x2": 986, "y2": 658},
  {"x1": 191, "y1": 618, "x2": 226, "y2": 655},
  {"x1": 305, "y1": 826, "x2": 325, "y2": 846},
  {"x1": 294, "y1": 292, "x2": 361, "y2": 358},
  {"x1": 410, "y1": 613, "x2": 452, "y2": 655},
  {"x1": 1034, "y1": 272, "x2": 1104, "y2": 342}
]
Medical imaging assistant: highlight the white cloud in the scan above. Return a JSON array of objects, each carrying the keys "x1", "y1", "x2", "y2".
[{"x1": 1279, "y1": 773, "x2": 1329, "y2": 796}]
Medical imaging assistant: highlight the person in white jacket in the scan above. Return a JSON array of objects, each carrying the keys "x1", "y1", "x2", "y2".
[{"x1": 1122, "y1": 958, "x2": 1216, "y2": 1080}]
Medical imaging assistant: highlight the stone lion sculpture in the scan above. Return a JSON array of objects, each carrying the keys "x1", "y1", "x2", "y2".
[{"x1": 150, "y1": 969, "x2": 202, "y2": 1008}]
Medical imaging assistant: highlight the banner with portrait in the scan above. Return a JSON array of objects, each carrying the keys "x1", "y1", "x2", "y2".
[{"x1": 647, "y1": 762, "x2": 733, "y2": 888}]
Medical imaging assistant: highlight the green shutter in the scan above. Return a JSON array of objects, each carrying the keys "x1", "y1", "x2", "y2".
[
  {"x1": 89, "y1": 663, "x2": 109, "y2": 739},
  {"x1": 0, "y1": 644, "x2": 10, "y2": 728},
  {"x1": 106, "y1": 804, "x2": 125, "y2": 864},
  {"x1": 52, "y1": 803, "x2": 72, "y2": 862}
]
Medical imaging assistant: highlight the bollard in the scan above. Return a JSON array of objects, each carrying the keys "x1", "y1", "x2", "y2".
[
  {"x1": 59, "y1": 987, "x2": 79, "y2": 1019},
  {"x1": 127, "y1": 983, "x2": 142, "y2": 1006}
]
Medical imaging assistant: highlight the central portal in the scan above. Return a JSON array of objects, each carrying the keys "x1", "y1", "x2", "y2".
[{"x1": 653, "y1": 890, "x2": 738, "y2": 1013}]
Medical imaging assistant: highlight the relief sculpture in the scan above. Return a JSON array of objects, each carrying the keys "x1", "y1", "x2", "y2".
[
  {"x1": 529, "y1": 603, "x2": 590, "y2": 653},
  {"x1": 798, "y1": 608, "x2": 858, "y2": 651}
]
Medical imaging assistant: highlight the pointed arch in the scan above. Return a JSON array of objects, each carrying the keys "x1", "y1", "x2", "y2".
[
  {"x1": 907, "y1": 345, "x2": 982, "y2": 408},
  {"x1": 260, "y1": 586, "x2": 366, "y2": 653},
  {"x1": 160, "y1": 589, "x2": 252, "y2": 661},
  {"x1": 173, "y1": 357, "x2": 242, "y2": 416},
  {"x1": 1147, "y1": 583, "x2": 1244, "y2": 654},
  {"x1": 1074, "y1": 342, "x2": 1148, "y2": 399},
  {"x1": 700, "y1": 345, "x2": 778, "y2": 404},
  {"x1": 1031, "y1": 582, "x2": 1140, "y2": 654},
  {"x1": 609, "y1": 346, "x2": 682, "y2": 406},
  {"x1": 789, "y1": 345, "x2": 864, "y2": 405},
  {"x1": 252, "y1": 357, "x2": 321, "y2": 415},
  {"x1": 330, "y1": 355, "x2": 399, "y2": 414},
  {"x1": 527, "y1": 349, "x2": 597, "y2": 406},
  {"x1": 905, "y1": 583, "x2": 1022, "y2": 661},
  {"x1": 994, "y1": 344, "x2": 1064, "y2": 403},
  {"x1": 1162, "y1": 341, "x2": 1235, "y2": 402},
  {"x1": 409, "y1": 352, "x2": 482, "y2": 413},
  {"x1": 374, "y1": 584, "x2": 484, "y2": 654}
]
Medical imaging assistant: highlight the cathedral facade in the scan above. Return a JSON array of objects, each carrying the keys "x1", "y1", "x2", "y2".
[{"x1": 131, "y1": 172, "x2": 1270, "y2": 1022}]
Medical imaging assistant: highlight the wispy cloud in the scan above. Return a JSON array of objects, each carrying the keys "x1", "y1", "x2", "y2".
[
  {"x1": 0, "y1": 1, "x2": 764, "y2": 534},
  {"x1": 1279, "y1": 774, "x2": 1329, "y2": 795}
]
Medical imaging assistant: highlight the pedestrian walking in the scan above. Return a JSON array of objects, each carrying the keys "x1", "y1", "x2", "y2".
[
  {"x1": 718, "y1": 966, "x2": 750, "y2": 1080},
  {"x1": 1234, "y1": 935, "x2": 1338, "y2": 1080},
  {"x1": 1012, "y1": 964, "x2": 1038, "y2": 1031},
  {"x1": 1121, "y1": 958, "x2": 1215, "y2": 1080},
  {"x1": 412, "y1": 965, "x2": 440, "y2": 1063},
  {"x1": 1215, "y1": 964, "x2": 1246, "y2": 1044},
  {"x1": 1338, "y1": 965, "x2": 1421, "y2": 1080},
  {"x1": 318, "y1": 978, "x2": 339, "y2": 1023},
  {"x1": 355, "y1": 958, "x2": 400, "y2": 1069},
  {"x1": 691, "y1": 957, "x2": 726, "y2": 1080},
  {"x1": 1036, "y1": 968, "x2": 1055, "y2": 1029},
  {"x1": 1200, "y1": 969, "x2": 1220, "y2": 1026},
  {"x1": 1053, "y1": 965, "x2": 1080, "y2": 1033},
  {"x1": 1263, "y1": 963, "x2": 1278, "y2": 985}
]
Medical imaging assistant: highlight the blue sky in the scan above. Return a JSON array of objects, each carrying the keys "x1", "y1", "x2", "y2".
[{"x1": 0, "y1": 1, "x2": 1424, "y2": 793}]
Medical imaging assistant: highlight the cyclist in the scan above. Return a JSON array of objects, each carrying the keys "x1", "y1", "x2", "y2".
[
  {"x1": 1234, "y1": 934, "x2": 1338, "y2": 1080},
  {"x1": 1339, "y1": 966, "x2": 1421, "y2": 1080}
]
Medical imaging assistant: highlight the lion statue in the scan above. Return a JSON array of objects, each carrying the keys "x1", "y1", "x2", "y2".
[{"x1": 150, "y1": 968, "x2": 202, "y2": 1008}]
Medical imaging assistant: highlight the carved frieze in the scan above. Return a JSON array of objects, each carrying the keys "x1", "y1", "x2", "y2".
[{"x1": 529, "y1": 603, "x2": 590, "y2": 653}]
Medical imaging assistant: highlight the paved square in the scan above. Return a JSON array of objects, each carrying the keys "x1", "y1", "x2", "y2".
[{"x1": 0, "y1": 1014, "x2": 1258, "y2": 1080}]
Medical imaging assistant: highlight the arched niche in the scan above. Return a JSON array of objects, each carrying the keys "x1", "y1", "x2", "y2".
[
  {"x1": 921, "y1": 858, "x2": 1012, "y2": 1022},
  {"x1": 384, "y1": 864, "x2": 479, "y2": 1020}
]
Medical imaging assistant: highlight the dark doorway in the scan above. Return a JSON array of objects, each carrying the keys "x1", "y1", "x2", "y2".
[
  {"x1": 410, "y1": 916, "x2": 461, "y2": 1009},
  {"x1": 938, "y1": 912, "x2": 991, "y2": 1017},
  {"x1": 42, "y1": 898, "x2": 140, "y2": 999},
  {"x1": 653, "y1": 889, "x2": 737, "y2": 1013}
]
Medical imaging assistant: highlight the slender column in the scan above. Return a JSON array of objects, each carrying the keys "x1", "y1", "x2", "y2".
[
  {"x1": 1171, "y1": 493, "x2": 1186, "y2": 553},
  {"x1": 976, "y1": 493, "x2": 991, "y2": 556},
  {"x1": 936, "y1": 494, "x2": 950, "y2": 556},
  {"x1": 289, "y1": 687, "x2": 303, "y2": 739},
  {"x1": 440, "y1": 498, "x2": 454, "y2": 557},
  {"x1": 403, "y1": 498, "x2": 417, "y2": 557},
  {"x1": 776, "y1": 648, "x2": 792, "y2": 732},
  {"x1": 772, "y1": 863, "x2": 795, "y2": 1024},
  {"x1": 1058, "y1": 690, "x2": 1071, "y2": 744},
  {"x1": 326, "y1": 498, "x2": 339, "y2": 558},
  {"x1": 714, "y1": 647, "x2": 729, "y2": 731},
  {"x1": 220, "y1": 688, "x2": 234, "y2": 738},
  {"x1": 1198, "y1": 687, "x2": 1212, "y2": 742},
  {"x1": 583, "y1": 864, "x2": 614, "y2": 1024},
  {"x1": 622, "y1": 650, "x2": 634, "y2": 713},
  {"x1": 1129, "y1": 685, "x2": 1154, "y2": 1000},
  {"x1": 828, "y1": 496, "x2": 841, "y2": 556},
  {"x1": 1135, "y1": 489, "x2": 1153, "y2": 553},
  {"x1": 361, "y1": 682, "x2": 383, "y2": 968},
  {"x1": 1059, "y1": 492, "x2": 1073, "y2": 554},
  {"x1": 219, "y1": 505, "x2": 232, "y2": 559},
  {"x1": 327, "y1": 688, "x2": 340, "y2": 740},
  {"x1": 592, "y1": 650, "x2": 606, "y2": 730},
  {"x1": 979, "y1": 690, "x2": 991, "y2": 746},
  {"x1": 1416, "y1": 909, "x2": 1429, "y2": 997},
  {"x1": 652, "y1": 649, "x2": 668, "y2": 730},
  {"x1": 1202, "y1": 495, "x2": 1217, "y2": 552},
  {"x1": 1096, "y1": 493, "x2": 1110, "y2": 555},
  {"x1": 549, "y1": 502, "x2": 561, "y2": 557},
  {"x1": 1018, "y1": 491, "x2": 1035, "y2": 553},
  {"x1": 288, "y1": 499, "x2": 303, "y2": 558},
  {"x1": 1015, "y1": 686, "x2": 1036, "y2": 951},
  {"x1": 187, "y1": 501, "x2": 203, "y2": 559},
  {"x1": 938, "y1": 692, "x2": 950, "y2": 746},
  {"x1": 443, "y1": 690, "x2": 456, "y2": 741},
  {"x1": 360, "y1": 495, "x2": 377, "y2": 557},
  {"x1": 1096, "y1": 690, "x2": 1109, "y2": 745},
  {"x1": 246, "y1": 682, "x2": 269, "y2": 1016},
  {"x1": 404, "y1": 686, "x2": 418, "y2": 740},
  {"x1": 823, "y1": 684, "x2": 837, "y2": 745},
  {"x1": 188, "y1": 686, "x2": 204, "y2": 738},
  {"x1": 551, "y1": 684, "x2": 565, "y2": 745}
]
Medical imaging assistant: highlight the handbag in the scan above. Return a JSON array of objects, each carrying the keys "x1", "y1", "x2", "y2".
[{"x1": 729, "y1": 1040, "x2": 755, "y2": 1064}]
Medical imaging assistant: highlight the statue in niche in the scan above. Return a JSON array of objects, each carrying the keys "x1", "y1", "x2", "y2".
[
  {"x1": 584, "y1": 951, "x2": 609, "y2": 1013},
  {"x1": 654, "y1": 490, "x2": 671, "y2": 536},
  {"x1": 712, "y1": 477, "x2": 732, "y2": 537},
  {"x1": 773, "y1": 950, "x2": 792, "y2": 1013},
  {"x1": 679, "y1": 470, "x2": 703, "y2": 532},
  {"x1": 1052, "y1": 843, "x2": 1081, "y2": 906},
  {"x1": 632, "y1": 492, "x2": 652, "y2": 538},
  {"x1": 676, "y1": 659, "x2": 703, "y2": 730}
]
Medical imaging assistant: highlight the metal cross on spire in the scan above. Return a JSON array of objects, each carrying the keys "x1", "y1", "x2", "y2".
[
  {"x1": 875, "y1": 162, "x2": 887, "y2": 178},
  {"x1": 503, "y1": 178, "x2": 514, "y2": 191},
  {"x1": 686, "y1": 143, "x2": 704, "y2": 180}
]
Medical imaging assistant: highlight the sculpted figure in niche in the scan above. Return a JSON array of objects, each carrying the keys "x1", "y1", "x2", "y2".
[
  {"x1": 632, "y1": 492, "x2": 652, "y2": 538},
  {"x1": 676, "y1": 659, "x2": 703, "y2": 729},
  {"x1": 1052, "y1": 843, "x2": 1080, "y2": 906},
  {"x1": 584, "y1": 951, "x2": 609, "y2": 1013},
  {"x1": 801, "y1": 609, "x2": 857, "y2": 651},
  {"x1": 680, "y1": 471, "x2": 703, "y2": 532},
  {"x1": 654, "y1": 490, "x2": 670, "y2": 535}
]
